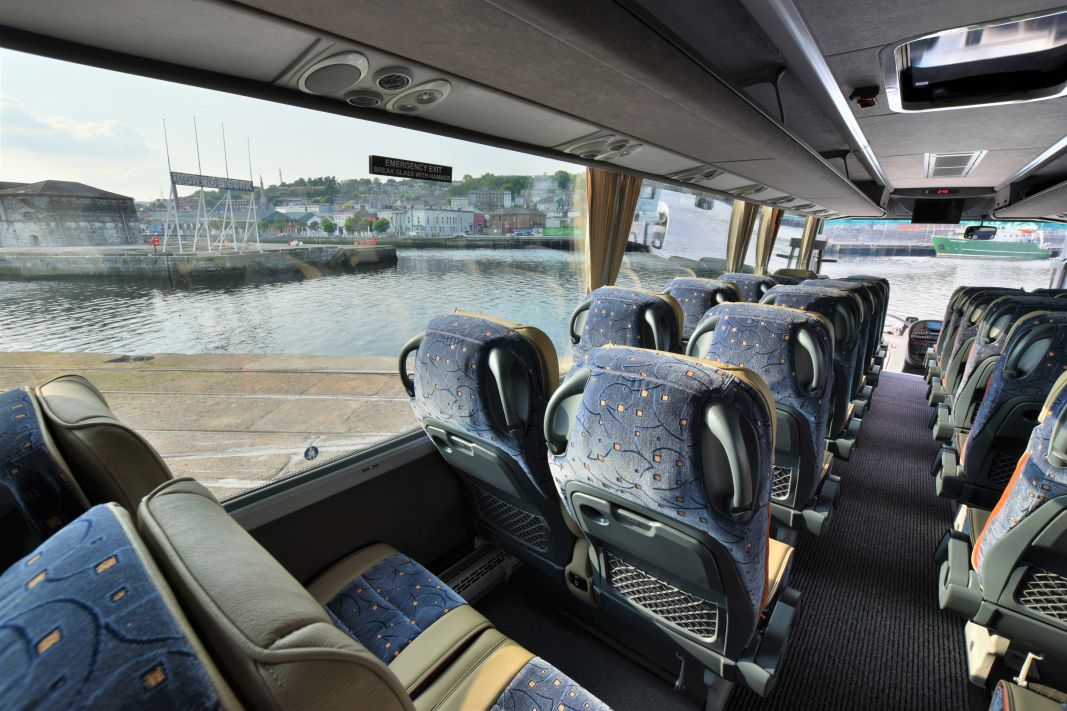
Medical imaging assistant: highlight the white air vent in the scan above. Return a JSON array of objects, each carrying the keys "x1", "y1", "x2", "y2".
[{"x1": 924, "y1": 151, "x2": 987, "y2": 178}]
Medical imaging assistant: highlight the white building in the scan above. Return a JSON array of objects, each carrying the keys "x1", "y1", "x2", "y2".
[
  {"x1": 450, "y1": 197, "x2": 470, "y2": 210},
  {"x1": 382, "y1": 207, "x2": 474, "y2": 237}
]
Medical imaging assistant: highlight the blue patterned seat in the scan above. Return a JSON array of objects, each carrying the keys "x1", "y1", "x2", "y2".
[
  {"x1": 687, "y1": 303, "x2": 838, "y2": 534},
  {"x1": 544, "y1": 346, "x2": 798, "y2": 696},
  {"x1": 399, "y1": 311, "x2": 575, "y2": 576},
  {"x1": 664, "y1": 277, "x2": 741, "y2": 345},
  {"x1": 719, "y1": 273, "x2": 778, "y2": 302},
  {"x1": 0, "y1": 503, "x2": 235, "y2": 709},
  {"x1": 938, "y1": 311, "x2": 1067, "y2": 508},
  {"x1": 948, "y1": 296, "x2": 1067, "y2": 415},
  {"x1": 136, "y1": 477, "x2": 612, "y2": 710},
  {"x1": 988, "y1": 681, "x2": 1067, "y2": 711},
  {"x1": 762, "y1": 284, "x2": 862, "y2": 438},
  {"x1": 931, "y1": 289, "x2": 1030, "y2": 406},
  {"x1": 801, "y1": 278, "x2": 878, "y2": 384},
  {"x1": 569, "y1": 286, "x2": 683, "y2": 372},
  {"x1": 0, "y1": 374, "x2": 176, "y2": 567},
  {"x1": 939, "y1": 372, "x2": 1067, "y2": 662}
]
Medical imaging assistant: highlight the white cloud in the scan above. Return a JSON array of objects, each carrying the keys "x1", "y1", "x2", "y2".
[{"x1": 1, "y1": 96, "x2": 155, "y2": 160}]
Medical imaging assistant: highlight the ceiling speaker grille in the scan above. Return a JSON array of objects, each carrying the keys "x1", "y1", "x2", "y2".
[{"x1": 924, "y1": 151, "x2": 987, "y2": 178}]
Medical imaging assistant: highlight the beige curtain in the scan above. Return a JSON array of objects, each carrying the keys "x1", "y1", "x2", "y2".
[
  {"x1": 585, "y1": 167, "x2": 644, "y2": 291},
  {"x1": 725, "y1": 201, "x2": 760, "y2": 273},
  {"x1": 753, "y1": 206, "x2": 784, "y2": 275},
  {"x1": 797, "y1": 216, "x2": 824, "y2": 270}
]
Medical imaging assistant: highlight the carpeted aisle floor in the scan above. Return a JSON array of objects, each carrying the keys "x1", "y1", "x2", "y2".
[{"x1": 726, "y1": 371, "x2": 969, "y2": 711}]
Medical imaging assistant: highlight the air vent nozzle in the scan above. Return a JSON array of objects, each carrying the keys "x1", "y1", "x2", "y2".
[
  {"x1": 345, "y1": 90, "x2": 384, "y2": 108},
  {"x1": 385, "y1": 79, "x2": 452, "y2": 114},
  {"x1": 555, "y1": 131, "x2": 642, "y2": 162},
  {"x1": 924, "y1": 151, "x2": 987, "y2": 178},
  {"x1": 374, "y1": 67, "x2": 414, "y2": 92}
]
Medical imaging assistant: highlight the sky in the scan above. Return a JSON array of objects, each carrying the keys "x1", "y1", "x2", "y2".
[{"x1": 0, "y1": 49, "x2": 579, "y2": 202}]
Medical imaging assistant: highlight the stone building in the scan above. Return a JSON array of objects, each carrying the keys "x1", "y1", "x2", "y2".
[
  {"x1": 487, "y1": 207, "x2": 546, "y2": 234},
  {"x1": 0, "y1": 180, "x2": 138, "y2": 248}
]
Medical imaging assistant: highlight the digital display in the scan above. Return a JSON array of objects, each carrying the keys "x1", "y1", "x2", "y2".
[
  {"x1": 912, "y1": 198, "x2": 963, "y2": 224},
  {"x1": 921, "y1": 188, "x2": 958, "y2": 196},
  {"x1": 927, "y1": 320, "x2": 942, "y2": 332}
]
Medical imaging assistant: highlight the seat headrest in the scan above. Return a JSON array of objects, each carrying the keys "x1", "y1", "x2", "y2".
[
  {"x1": 570, "y1": 287, "x2": 683, "y2": 364},
  {"x1": 719, "y1": 273, "x2": 778, "y2": 302},
  {"x1": 34, "y1": 375, "x2": 172, "y2": 512},
  {"x1": 774, "y1": 268, "x2": 819, "y2": 280},
  {"x1": 761, "y1": 285, "x2": 858, "y2": 351},
  {"x1": 1043, "y1": 371, "x2": 1067, "y2": 467},
  {"x1": 686, "y1": 303, "x2": 834, "y2": 398},
  {"x1": 0, "y1": 502, "x2": 238, "y2": 708},
  {"x1": 978, "y1": 296, "x2": 1067, "y2": 345},
  {"x1": 138, "y1": 479, "x2": 412, "y2": 711},
  {"x1": 399, "y1": 311, "x2": 558, "y2": 441},
  {"x1": 0, "y1": 386, "x2": 89, "y2": 541},
  {"x1": 665, "y1": 277, "x2": 741, "y2": 339}
]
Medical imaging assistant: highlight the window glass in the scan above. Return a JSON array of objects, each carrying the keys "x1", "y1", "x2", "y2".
[
  {"x1": 0, "y1": 50, "x2": 587, "y2": 499},
  {"x1": 820, "y1": 219, "x2": 1067, "y2": 323},
  {"x1": 615, "y1": 179, "x2": 735, "y2": 291}
]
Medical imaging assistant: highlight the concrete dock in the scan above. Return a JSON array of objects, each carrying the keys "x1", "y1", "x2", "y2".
[
  {"x1": 0, "y1": 243, "x2": 398, "y2": 284},
  {"x1": 0, "y1": 351, "x2": 417, "y2": 500}
]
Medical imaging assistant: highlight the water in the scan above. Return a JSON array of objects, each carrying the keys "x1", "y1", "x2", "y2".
[{"x1": 0, "y1": 249, "x2": 1054, "y2": 357}]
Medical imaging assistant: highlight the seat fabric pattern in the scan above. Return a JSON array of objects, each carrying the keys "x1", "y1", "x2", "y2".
[
  {"x1": 412, "y1": 313, "x2": 553, "y2": 493},
  {"x1": 0, "y1": 387, "x2": 87, "y2": 540},
  {"x1": 491, "y1": 657, "x2": 610, "y2": 711},
  {"x1": 943, "y1": 291, "x2": 1032, "y2": 387},
  {"x1": 326, "y1": 552, "x2": 467, "y2": 665},
  {"x1": 720, "y1": 273, "x2": 777, "y2": 303},
  {"x1": 694, "y1": 303, "x2": 834, "y2": 465},
  {"x1": 0, "y1": 504, "x2": 221, "y2": 709},
  {"x1": 665, "y1": 277, "x2": 739, "y2": 340},
  {"x1": 549, "y1": 346, "x2": 773, "y2": 613},
  {"x1": 974, "y1": 382, "x2": 1067, "y2": 576},
  {"x1": 571, "y1": 287, "x2": 681, "y2": 371},
  {"x1": 956, "y1": 299, "x2": 1067, "y2": 401},
  {"x1": 966, "y1": 313, "x2": 1067, "y2": 450}
]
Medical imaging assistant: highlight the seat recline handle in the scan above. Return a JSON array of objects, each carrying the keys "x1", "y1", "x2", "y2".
[
  {"x1": 398, "y1": 333, "x2": 424, "y2": 397},
  {"x1": 487, "y1": 346, "x2": 523, "y2": 432},
  {"x1": 569, "y1": 295, "x2": 594, "y2": 344},
  {"x1": 705, "y1": 402, "x2": 754, "y2": 520},
  {"x1": 544, "y1": 368, "x2": 591, "y2": 455}
]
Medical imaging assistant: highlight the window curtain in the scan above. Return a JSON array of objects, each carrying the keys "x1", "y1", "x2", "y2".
[
  {"x1": 725, "y1": 201, "x2": 760, "y2": 273},
  {"x1": 797, "y1": 216, "x2": 824, "y2": 270},
  {"x1": 753, "y1": 206, "x2": 783, "y2": 275},
  {"x1": 585, "y1": 167, "x2": 644, "y2": 291}
]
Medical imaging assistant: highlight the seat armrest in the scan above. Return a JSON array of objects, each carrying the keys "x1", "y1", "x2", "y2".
[
  {"x1": 938, "y1": 534, "x2": 982, "y2": 619},
  {"x1": 934, "y1": 446, "x2": 965, "y2": 500}
]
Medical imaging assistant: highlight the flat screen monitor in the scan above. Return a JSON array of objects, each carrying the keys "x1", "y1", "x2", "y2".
[{"x1": 911, "y1": 198, "x2": 963, "y2": 224}]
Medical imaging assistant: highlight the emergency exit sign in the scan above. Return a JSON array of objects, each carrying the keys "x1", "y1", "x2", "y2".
[{"x1": 369, "y1": 155, "x2": 453, "y2": 183}]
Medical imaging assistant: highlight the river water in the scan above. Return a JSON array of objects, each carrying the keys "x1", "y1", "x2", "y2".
[{"x1": 0, "y1": 249, "x2": 1054, "y2": 357}]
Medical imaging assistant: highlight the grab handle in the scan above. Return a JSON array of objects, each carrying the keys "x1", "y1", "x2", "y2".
[
  {"x1": 398, "y1": 333, "x2": 423, "y2": 397},
  {"x1": 544, "y1": 368, "x2": 591, "y2": 455}
]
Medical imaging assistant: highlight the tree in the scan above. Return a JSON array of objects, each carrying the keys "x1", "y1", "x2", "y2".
[
  {"x1": 321, "y1": 217, "x2": 337, "y2": 235},
  {"x1": 373, "y1": 218, "x2": 390, "y2": 234},
  {"x1": 273, "y1": 216, "x2": 287, "y2": 233},
  {"x1": 344, "y1": 216, "x2": 358, "y2": 235},
  {"x1": 554, "y1": 170, "x2": 572, "y2": 191},
  {"x1": 308, "y1": 220, "x2": 320, "y2": 233}
]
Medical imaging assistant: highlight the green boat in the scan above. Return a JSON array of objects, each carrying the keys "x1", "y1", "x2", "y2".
[{"x1": 931, "y1": 228, "x2": 1052, "y2": 260}]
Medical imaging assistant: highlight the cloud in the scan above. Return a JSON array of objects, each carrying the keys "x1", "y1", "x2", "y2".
[{"x1": 0, "y1": 96, "x2": 155, "y2": 159}]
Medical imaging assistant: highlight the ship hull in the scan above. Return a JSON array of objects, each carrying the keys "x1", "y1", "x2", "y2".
[{"x1": 931, "y1": 236, "x2": 1051, "y2": 260}]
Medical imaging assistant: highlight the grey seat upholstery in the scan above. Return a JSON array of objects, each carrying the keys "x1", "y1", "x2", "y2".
[
  {"x1": 939, "y1": 371, "x2": 1067, "y2": 661},
  {"x1": 35, "y1": 374, "x2": 173, "y2": 511},
  {"x1": 935, "y1": 311, "x2": 1067, "y2": 508},
  {"x1": 137, "y1": 478, "x2": 610, "y2": 710},
  {"x1": 687, "y1": 302, "x2": 839, "y2": 535},
  {"x1": 544, "y1": 345, "x2": 798, "y2": 697},
  {"x1": 399, "y1": 311, "x2": 575, "y2": 577}
]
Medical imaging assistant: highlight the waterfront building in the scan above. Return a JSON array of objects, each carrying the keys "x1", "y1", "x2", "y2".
[
  {"x1": 381, "y1": 207, "x2": 475, "y2": 236},
  {"x1": 0, "y1": 180, "x2": 138, "y2": 248},
  {"x1": 467, "y1": 188, "x2": 513, "y2": 211},
  {"x1": 487, "y1": 207, "x2": 546, "y2": 234}
]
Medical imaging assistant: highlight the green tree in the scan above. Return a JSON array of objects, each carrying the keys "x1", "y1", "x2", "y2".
[
  {"x1": 373, "y1": 218, "x2": 390, "y2": 234},
  {"x1": 344, "y1": 216, "x2": 358, "y2": 235},
  {"x1": 308, "y1": 220, "x2": 320, "y2": 233},
  {"x1": 553, "y1": 170, "x2": 572, "y2": 190},
  {"x1": 273, "y1": 216, "x2": 287, "y2": 233},
  {"x1": 321, "y1": 217, "x2": 337, "y2": 235}
]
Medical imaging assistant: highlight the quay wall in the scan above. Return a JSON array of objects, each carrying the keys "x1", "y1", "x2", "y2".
[
  {"x1": 824, "y1": 243, "x2": 936, "y2": 257},
  {"x1": 0, "y1": 245, "x2": 397, "y2": 285}
]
